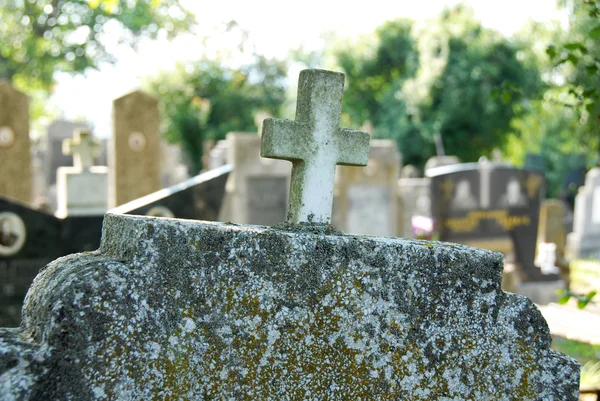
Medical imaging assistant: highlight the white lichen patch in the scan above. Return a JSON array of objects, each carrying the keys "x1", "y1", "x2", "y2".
[{"x1": 1, "y1": 213, "x2": 580, "y2": 400}]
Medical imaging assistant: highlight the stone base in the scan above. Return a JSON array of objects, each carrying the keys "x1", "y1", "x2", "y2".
[
  {"x1": 56, "y1": 166, "x2": 108, "y2": 218},
  {"x1": 517, "y1": 280, "x2": 566, "y2": 305}
]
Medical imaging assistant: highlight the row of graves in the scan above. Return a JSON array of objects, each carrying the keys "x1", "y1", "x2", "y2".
[
  {"x1": 0, "y1": 68, "x2": 580, "y2": 399},
  {"x1": 0, "y1": 83, "x2": 191, "y2": 326},
  {"x1": 2, "y1": 78, "x2": 600, "y2": 328}
]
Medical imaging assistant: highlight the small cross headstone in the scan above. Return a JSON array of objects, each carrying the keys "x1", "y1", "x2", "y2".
[
  {"x1": 261, "y1": 69, "x2": 370, "y2": 224},
  {"x1": 62, "y1": 129, "x2": 101, "y2": 172}
]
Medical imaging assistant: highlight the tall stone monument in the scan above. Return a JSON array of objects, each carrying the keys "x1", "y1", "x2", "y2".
[
  {"x1": 56, "y1": 129, "x2": 108, "y2": 217},
  {"x1": 110, "y1": 90, "x2": 161, "y2": 208},
  {"x1": 333, "y1": 139, "x2": 400, "y2": 236},
  {"x1": 567, "y1": 167, "x2": 600, "y2": 259},
  {"x1": 0, "y1": 82, "x2": 31, "y2": 204},
  {"x1": 0, "y1": 69, "x2": 579, "y2": 400}
]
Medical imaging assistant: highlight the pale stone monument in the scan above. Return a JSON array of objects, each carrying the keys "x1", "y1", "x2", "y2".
[
  {"x1": 55, "y1": 129, "x2": 108, "y2": 217},
  {"x1": 217, "y1": 132, "x2": 291, "y2": 226},
  {"x1": 567, "y1": 167, "x2": 600, "y2": 259},
  {"x1": 0, "y1": 69, "x2": 579, "y2": 400},
  {"x1": 0, "y1": 82, "x2": 31, "y2": 204},
  {"x1": 109, "y1": 90, "x2": 161, "y2": 208},
  {"x1": 536, "y1": 199, "x2": 570, "y2": 284},
  {"x1": 333, "y1": 139, "x2": 400, "y2": 236},
  {"x1": 159, "y1": 141, "x2": 188, "y2": 188},
  {"x1": 261, "y1": 69, "x2": 370, "y2": 224},
  {"x1": 397, "y1": 176, "x2": 432, "y2": 238},
  {"x1": 424, "y1": 155, "x2": 459, "y2": 173}
]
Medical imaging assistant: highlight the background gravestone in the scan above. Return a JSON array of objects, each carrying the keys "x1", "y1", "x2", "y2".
[
  {"x1": 110, "y1": 90, "x2": 161, "y2": 208},
  {"x1": 429, "y1": 163, "x2": 556, "y2": 288},
  {"x1": 333, "y1": 139, "x2": 400, "y2": 236},
  {"x1": 56, "y1": 129, "x2": 108, "y2": 217},
  {"x1": 397, "y1": 175, "x2": 432, "y2": 238},
  {"x1": 0, "y1": 196, "x2": 62, "y2": 327},
  {"x1": 536, "y1": 199, "x2": 570, "y2": 284},
  {"x1": 218, "y1": 132, "x2": 291, "y2": 226},
  {"x1": 567, "y1": 167, "x2": 600, "y2": 259},
  {"x1": 0, "y1": 82, "x2": 31, "y2": 205},
  {"x1": 111, "y1": 164, "x2": 231, "y2": 222}
]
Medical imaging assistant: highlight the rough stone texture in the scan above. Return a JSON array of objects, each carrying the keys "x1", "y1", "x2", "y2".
[
  {"x1": 110, "y1": 90, "x2": 161, "y2": 208},
  {"x1": 1, "y1": 213, "x2": 579, "y2": 400},
  {"x1": 0, "y1": 82, "x2": 31, "y2": 205}
]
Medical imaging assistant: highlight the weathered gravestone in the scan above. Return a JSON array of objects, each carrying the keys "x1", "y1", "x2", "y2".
[
  {"x1": 0, "y1": 69, "x2": 579, "y2": 400},
  {"x1": 0, "y1": 82, "x2": 31, "y2": 205},
  {"x1": 56, "y1": 129, "x2": 108, "y2": 217},
  {"x1": 0, "y1": 196, "x2": 62, "y2": 327},
  {"x1": 567, "y1": 167, "x2": 600, "y2": 259},
  {"x1": 333, "y1": 139, "x2": 400, "y2": 236},
  {"x1": 110, "y1": 90, "x2": 161, "y2": 208},
  {"x1": 218, "y1": 132, "x2": 291, "y2": 226}
]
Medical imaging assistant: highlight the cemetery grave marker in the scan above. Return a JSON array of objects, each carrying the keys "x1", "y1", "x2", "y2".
[
  {"x1": 0, "y1": 69, "x2": 580, "y2": 400},
  {"x1": 261, "y1": 69, "x2": 370, "y2": 223},
  {"x1": 0, "y1": 196, "x2": 62, "y2": 327},
  {"x1": 0, "y1": 82, "x2": 31, "y2": 205},
  {"x1": 537, "y1": 199, "x2": 570, "y2": 284},
  {"x1": 428, "y1": 162, "x2": 559, "y2": 288},
  {"x1": 110, "y1": 90, "x2": 161, "y2": 208},
  {"x1": 56, "y1": 129, "x2": 108, "y2": 217},
  {"x1": 567, "y1": 167, "x2": 600, "y2": 259},
  {"x1": 218, "y1": 132, "x2": 291, "y2": 226},
  {"x1": 333, "y1": 139, "x2": 400, "y2": 236}
]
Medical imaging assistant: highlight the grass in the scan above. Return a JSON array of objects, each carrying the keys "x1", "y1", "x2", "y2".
[{"x1": 553, "y1": 259, "x2": 600, "y2": 390}]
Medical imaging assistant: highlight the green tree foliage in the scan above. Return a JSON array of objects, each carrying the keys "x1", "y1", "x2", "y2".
[
  {"x1": 546, "y1": 0, "x2": 600, "y2": 158},
  {"x1": 145, "y1": 56, "x2": 287, "y2": 174},
  {"x1": 0, "y1": 0, "x2": 194, "y2": 90},
  {"x1": 505, "y1": 2, "x2": 599, "y2": 199},
  {"x1": 334, "y1": 7, "x2": 541, "y2": 169}
]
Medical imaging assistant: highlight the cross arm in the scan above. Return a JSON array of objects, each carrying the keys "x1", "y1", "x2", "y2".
[
  {"x1": 261, "y1": 118, "x2": 312, "y2": 161},
  {"x1": 336, "y1": 128, "x2": 370, "y2": 166}
]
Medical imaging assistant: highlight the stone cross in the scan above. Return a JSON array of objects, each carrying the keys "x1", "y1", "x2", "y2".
[
  {"x1": 261, "y1": 69, "x2": 370, "y2": 224},
  {"x1": 62, "y1": 129, "x2": 100, "y2": 172}
]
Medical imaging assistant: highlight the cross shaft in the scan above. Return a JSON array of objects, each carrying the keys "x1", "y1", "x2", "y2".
[{"x1": 261, "y1": 69, "x2": 370, "y2": 224}]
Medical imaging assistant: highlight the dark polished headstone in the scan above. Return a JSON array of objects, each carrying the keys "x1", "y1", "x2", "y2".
[
  {"x1": 429, "y1": 163, "x2": 553, "y2": 282},
  {"x1": 111, "y1": 164, "x2": 232, "y2": 221},
  {"x1": 0, "y1": 196, "x2": 62, "y2": 327}
]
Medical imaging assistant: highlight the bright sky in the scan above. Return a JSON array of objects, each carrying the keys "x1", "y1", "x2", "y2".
[{"x1": 49, "y1": 0, "x2": 567, "y2": 139}]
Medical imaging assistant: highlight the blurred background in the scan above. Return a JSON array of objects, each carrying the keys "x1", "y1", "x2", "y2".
[{"x1": 1, "y1": 0, "x2": 598, "y2": 193}]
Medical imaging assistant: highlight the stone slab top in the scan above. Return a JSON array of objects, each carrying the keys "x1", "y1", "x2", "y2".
[{"x1": 0, "y1": 212, "x2": 579, "y2": 400}]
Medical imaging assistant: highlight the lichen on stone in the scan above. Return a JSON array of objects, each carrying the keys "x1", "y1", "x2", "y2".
[{"x1": 0, "y1": 213, "x2": 580, "y2": 400}]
